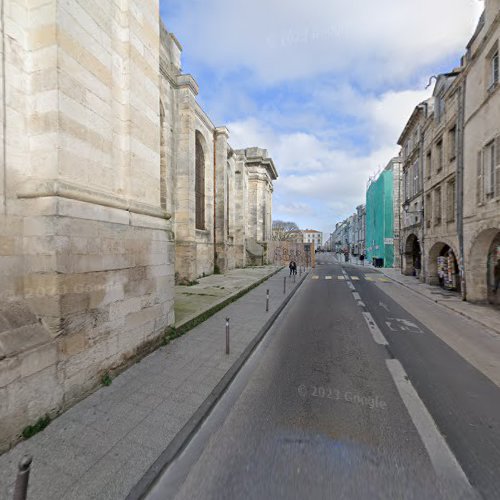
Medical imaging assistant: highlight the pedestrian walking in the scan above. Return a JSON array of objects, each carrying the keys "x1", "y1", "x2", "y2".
[
  {"x1": 289, "y1": 261, "x2": 294, "y2": 276},
  {"x1": 292, "y1": 261, "x2": 297, "y2": 275}
]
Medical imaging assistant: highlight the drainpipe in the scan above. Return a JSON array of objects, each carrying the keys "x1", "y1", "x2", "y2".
[
  {"x1": 1, "y1": 0, "x2": 7, "y2": 215},
  {"x1": 457, "y1": 79, "x2": 467, "y2": 300},
  {"x1": 418, "y1": 106, "x2": 426, "y2": 283},
  {"x1": 213, "y1": 131, "x2": 217, "y2": 270}
]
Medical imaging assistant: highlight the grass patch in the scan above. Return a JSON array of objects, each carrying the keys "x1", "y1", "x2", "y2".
[
  {"x1": 101, "y1": 372, "x2": 112, "y2": 386},
  {"x1": 169, "y1": 266, "x2": 284, "y2": 341},
  {"x1": 22, "y1": 414, "x2": 51, "y2": 439}
]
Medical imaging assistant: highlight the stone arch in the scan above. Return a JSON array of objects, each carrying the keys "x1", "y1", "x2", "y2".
[
  {"x1": 160, "y1": 100, "x2": 167, "y2": 210},
  {"x1": 427, "y1": 241, "x2": 460, "y2": 291},
  {"x1": 195, "y1": 130, "x2": 207, "y2": 230},
  {"x1": 403, "y1": 234, "x2": 421, "y2": 276},
  {"x1": 467, "y1": 227, "x2": 500, "y2": 302}
]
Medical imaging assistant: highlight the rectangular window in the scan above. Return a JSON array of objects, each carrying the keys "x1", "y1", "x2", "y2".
[
  {"x1": 447, "y1": 179, "x2": 456, "y2": 222},
  {"x1": 426, "y1": 151, "x2": 432, "y2": 179},
  {"x1": 426, "y1": 193, "x2": 432, "y2": 229},
  {"x1": 490, "y1": 50, "x2": 499, "y2": 90},
  {"x1": 434, "y1": 187, "x2": 442, "y2": 225},
  {"x1": 477, "y1": 150, "x2": 484, "y2": 205},
  {"x1": 484, "y1": 141, "x2": 495, "y2": 198},
  {"x1": 448, "y1": 126, "x2": 457, "y2": 161},
  {"x1": 436, "y1": 140, "x2": 443, "y2": 172}
]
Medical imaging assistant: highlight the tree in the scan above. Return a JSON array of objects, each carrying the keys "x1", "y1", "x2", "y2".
[{"x1": 272, "y1": 220, "x2": 301, "y2": 241}]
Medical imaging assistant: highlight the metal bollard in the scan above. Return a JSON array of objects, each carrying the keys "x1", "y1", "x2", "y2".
[
  {"x1": 225, "y1": 317, "x2": 230, "y2": 355},
  {"x1": 266, "y1": 289, "x2": 269, "y2": 312},
  {"x1": 283, "y1": 276, "x2": 286, "y2": 294},
  {"x1": 13, "y1": 455, "x2": 32, "y2": 500}
]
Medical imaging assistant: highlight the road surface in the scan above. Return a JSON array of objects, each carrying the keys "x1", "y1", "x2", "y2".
[{"x1": 144, "y1": 254, "x2": 500, "y2": 500}]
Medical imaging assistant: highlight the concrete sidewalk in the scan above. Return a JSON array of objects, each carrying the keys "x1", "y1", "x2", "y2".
[
  {"x1": 0, "y1": 266, "x2": 306, "y2": 500},
  {"x1": 341, "y1": 257, "x2": 500, "y2": 337}
]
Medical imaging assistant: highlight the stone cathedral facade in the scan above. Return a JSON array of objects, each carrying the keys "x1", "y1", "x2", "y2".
[{"x1": 0, "y1": 0, "x2": 277, "y2": 449}]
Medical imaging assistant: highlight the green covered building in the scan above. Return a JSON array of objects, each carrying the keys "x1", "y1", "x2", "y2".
[{"x1": 365, "y1": 158, "x2": 402, "y2": 268}]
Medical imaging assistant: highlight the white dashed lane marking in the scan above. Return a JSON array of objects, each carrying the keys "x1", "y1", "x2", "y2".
[
  {"x1": 361, "y1": 312, "x2": 388, "y2": 345},
  {"x1": 386, "y1": 359, "x2": 473, "y2": 491}
]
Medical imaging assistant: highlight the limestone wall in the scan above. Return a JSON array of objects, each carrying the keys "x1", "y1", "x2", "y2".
[
  {"x1": 0, "y1": 0, "x2": 175, "y2": 451},
  {"x1": 0, "y1": 1, "x2": 278, "y2": 451},
  {"x1": 463, "y1": 4, "x2": 500, "y2": 302},
  {"x1": 267, "y1": 241, "x2": 315, "y2": 268}
]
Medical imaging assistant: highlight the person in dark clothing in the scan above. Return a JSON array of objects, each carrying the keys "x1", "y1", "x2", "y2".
[{"x1": 289, "y1": 261, "x2": 294, "y2": 276}]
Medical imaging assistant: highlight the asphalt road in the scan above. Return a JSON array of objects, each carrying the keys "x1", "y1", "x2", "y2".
[{"x1": 145, "y1": 255, "x2": 500, "y2": 500}]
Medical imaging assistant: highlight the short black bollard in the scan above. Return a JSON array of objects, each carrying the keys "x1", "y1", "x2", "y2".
[
  {"x1": 283, "y1": 276, "x2": 286, "y2": 294},
  {"x1": 225, "y1": 317, "x2": 230, "y2": 355},
  {"x1": 13, "y1": 455, "x2": 32, "y2": 500},
  {"x1": 266, "y1": 289, "x2": 269, "y2": 312}
]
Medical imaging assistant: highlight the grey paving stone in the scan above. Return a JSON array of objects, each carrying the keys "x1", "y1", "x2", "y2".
[{"x1": 0, "y1": 267, "x2": 295, "y2": 499}]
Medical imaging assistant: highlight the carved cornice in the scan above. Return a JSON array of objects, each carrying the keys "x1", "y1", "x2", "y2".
[{"x1": 17, "y1": 180, "x2": 171, "y2": 220}]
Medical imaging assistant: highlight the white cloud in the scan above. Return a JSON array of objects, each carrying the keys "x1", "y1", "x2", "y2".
[
  {"x1": 227, "y1": 86, "x2": 432, "y2": 234},
  {"x1": 168, "y1": 0, "x2": 483, "y2": 85},
  {"x1": 162, "y1": 0, "x2": 485, "y2": 235}
]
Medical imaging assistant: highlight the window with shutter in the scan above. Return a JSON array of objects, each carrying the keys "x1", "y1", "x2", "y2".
[{"x1": 485, "y1": 141, "x2": 495, "y2": 197}]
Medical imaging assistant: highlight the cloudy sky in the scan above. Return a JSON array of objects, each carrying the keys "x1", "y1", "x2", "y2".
[{"x1": 160, "y1": 0, "x2": 484, "y2": 238}]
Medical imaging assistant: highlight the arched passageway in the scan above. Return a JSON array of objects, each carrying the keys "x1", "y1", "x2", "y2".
[
  {"x1": 403, "y1": 234, "x2": 421, "y2": 277},
  {"x1": 428, "y1": 242, "x2": 460, "y2": 292},
  {"x1": 467, "y1": 228, "x2": 500, "y2": 303}
]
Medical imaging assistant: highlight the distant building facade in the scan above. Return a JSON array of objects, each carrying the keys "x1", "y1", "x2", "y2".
[
  {"x1": 365, "y1": 158, "x2": 401, "y2": 268},
  {"x1": 398, "y1": 102, "x2": 430, "y2": 277},
  {"x1": 302, "y1": 229, "x2": 323, "y2": 248}
]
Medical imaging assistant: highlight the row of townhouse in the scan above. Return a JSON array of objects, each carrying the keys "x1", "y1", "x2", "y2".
[
  {"x1": 327, "y1": 205, "x2": 366, "y2": 260},
  {"x1": 330, "y1": 0, "x2": 500, "y2": 304},
  {"x1": 400, "y1": 0, "x2": 500, "y2": 303}
]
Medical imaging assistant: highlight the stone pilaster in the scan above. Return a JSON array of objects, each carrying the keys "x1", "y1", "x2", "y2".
[
  {"x1": 174, "y1": 74, "x2": 199, "y2": 281},
  {"x1": 214, "y1": 126, "x2": 229, "y2": 273}
]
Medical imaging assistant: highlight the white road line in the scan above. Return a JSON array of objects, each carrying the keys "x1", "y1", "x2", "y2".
[
  {"x1": 325, "y1": 276, "x2": 332, "y2": 280},
  {"x1": 351, "y1": 276, "x2": 360, "y2": 281},
  {"x1": 386, "y1": 359, "x2": 473, "y2": 491},
  {"x1": 357, "y1": 301, "x2": 366, "y2": 308},
  {"x1": 347, "y1": 281, "x2": 355, "y2": 291},
  {"x1": 337, "y1": 276, "x2": 345, "y2": 280},
  {"x1": 362, "y1": 312, "x2": 388, "y2": 345},
  {"x1": 312, "y1": 276, "x2": 319, "y2": 280},
  {"x1": 352, "y1": 292, "x2": 361, "y2": 300}
]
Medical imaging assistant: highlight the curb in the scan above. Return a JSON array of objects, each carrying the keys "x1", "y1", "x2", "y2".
[
  {"x1": 126, "y1": 270, "x2": 309, "y2": 500},
  {"x1": 374, "y1": 269, "x2": 500, "y2": 337},
  {"x1": 174, "y1": 266, "x2": 284, "y2": 335}
]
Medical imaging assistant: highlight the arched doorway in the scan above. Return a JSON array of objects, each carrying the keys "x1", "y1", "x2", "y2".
[
  {"x1": 467, "y1": 228, "x2": 500, "y2": 303},
  {"x1": 487, "y1": 232, "x2": 500, "y2": 305},
  {"x1": 404, "y1": 234, "x2": 421, "y2": 277},
  {"x1": 428, "y1": 242, "x2": 460, "y2": 292}
]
